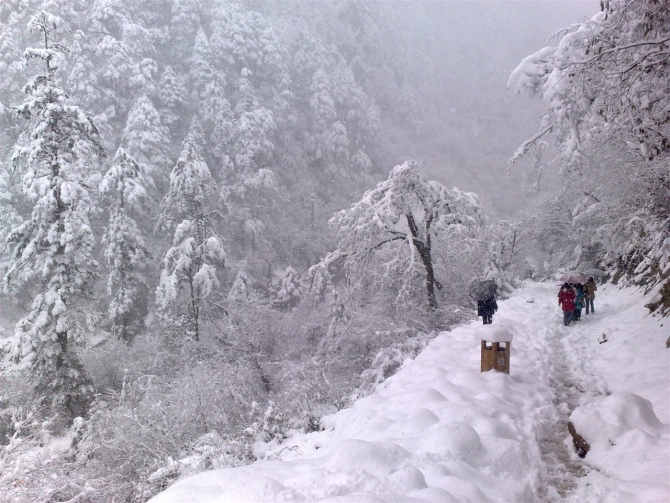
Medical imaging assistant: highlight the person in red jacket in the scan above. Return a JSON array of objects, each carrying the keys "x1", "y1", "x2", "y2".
[{"x1": 558, "y1": 283, "x2": 576, "y2": 326}]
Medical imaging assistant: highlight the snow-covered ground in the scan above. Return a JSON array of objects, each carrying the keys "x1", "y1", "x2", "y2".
[{"x1": 150, "y1": 280, "x2": 669, "y2": 503}]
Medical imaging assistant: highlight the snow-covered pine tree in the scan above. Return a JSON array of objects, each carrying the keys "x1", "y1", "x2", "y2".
[
  {"x1": 190, "y1": 27, "x2": 214, "y2": 99},
  {"x1": 331, "y1": 161, "x2": 485, "y2": 311},
  {"x1": 66, "y1": 29, "x2": 103, "y2": 114},
  {"x1": 156, "y1": 118, "x2": 225, "y2": 341},
  {"x1": 0, "y1": 166, "x2": 21, "y2": 276},
  {"x1": 157, "y1": 65, "x2": 186, "y2": 129},
  {"x1": 0, "y1": 163, "x2": 21, "y2": 268},
  {"x1": 275, "y1": 265, "x2": 303, "y2": 312},
  {"x1": 86, "y1": 0, "x2": 160, "y2": 119},
  {"x1": 228, "y1": 269, "x2": 250, "y2": 303},
  {"x1": 243, "y1": 167, "x2": 277, "y2": 255},
  {"x1": 326, "y1": 289, "x2": 349, "y2": 338},
  {"x1": 304, "y1": 261, "x2": 332, "y2": 307},
  {"x1": 4, "y1": 11, "x2": 104, "y2": 419},
  {"x1": 121, "y1": 94, "x2": 171, "y2": 192},
  {"x1": 95, "y1": 34, "x2": 133, "y2": 102},
  {"x1": 229, "y1": 68, "x2": 276, "y2": 197},
  {"x1": 0, "y1": 17, "x2": 23, "y2": 103},
  {"x1": 306, "y1": 68, "x2": 337, "y2": 166},
  {"x1": 99, "y1": 147, "x2": 151, "y2": 343},
  {"x1": 197, "y1": 80, "x2": 234, "y2": 171},
  {"x1": 330, "y1": 59, "x2": 378, "y2": 164},
  {"x1": 169, "y1": 0, "x2": 203, "y2": 64}
]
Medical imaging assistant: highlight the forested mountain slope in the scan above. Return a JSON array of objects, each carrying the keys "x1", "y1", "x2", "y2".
[{"x1": 0, "y1": 1, "x2": 668, "y2": 501}]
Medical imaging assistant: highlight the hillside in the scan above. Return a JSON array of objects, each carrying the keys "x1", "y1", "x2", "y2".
[{"x1": 149, "y1": 280, "x2": 669, "y2": 502}]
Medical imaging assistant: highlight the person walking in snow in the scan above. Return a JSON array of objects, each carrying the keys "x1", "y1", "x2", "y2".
[
  {"x1": 573, "y1": 283, "x2": 585, "y2": 321},
  {"x1": 477, "y1": 294, "x2": 498, "y2": 325},
  {"x1": 558, "y1": 283, "x2": 576, "y2": 326},
  {"x1": 584, "y1": 276, "x2": 597, "y2": 314}
]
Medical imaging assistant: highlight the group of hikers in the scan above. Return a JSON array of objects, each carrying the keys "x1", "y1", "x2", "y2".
[
  {"x1": 473, "y1": 276, "x2": 598, "y2": 327},
  {"x1": 558, "y1": 277, "x2": 598, "y2": 326}
]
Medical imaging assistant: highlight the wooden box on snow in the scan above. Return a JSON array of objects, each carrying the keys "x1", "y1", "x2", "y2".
[{"x1": 476, "y1": 326, "x2": 513, "y2": 374}]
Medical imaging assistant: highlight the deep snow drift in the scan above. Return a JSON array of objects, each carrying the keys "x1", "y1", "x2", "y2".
[{"x1": 150, "y1": 281, "x2": 669, "y2": 503}]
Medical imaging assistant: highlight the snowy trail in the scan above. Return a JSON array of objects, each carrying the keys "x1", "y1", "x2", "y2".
[
  {"x1": 537, "y1": 325, "x2": 590, "y2": 499},
  {"x1": 507, "y1": 283, "x2": 608, "y2": 500},
  {"x1": 150, "y1": 281, "x2": 669, "y2": 503}
]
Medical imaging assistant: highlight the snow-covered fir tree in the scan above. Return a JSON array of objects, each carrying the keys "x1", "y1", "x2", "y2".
[
  {"x1": 0, "y1": 17, "x2": 23, "y2": 103},
  {"x1": 0, "y1": 166, "x2": 21, "y2": 276},
  {"x1": 306, "y1": 68, "x2": 337, "y2": 165},
  {"x1": 168, "y1": 0, "x2": 203, "y2": 64},
  {"x1": 197, "y1": 80, "x2": 233, "y2": 168},
  {"x1": 157, "y1": 64, "x2": 186, "y2": 129},
  {"x1": 275, "y1": 265, "x2": 303, "y2": 312},
  {"x1": 121, "y1": 94, "x2": 172, "y2": 192},
  {"x1": 99, "y1": 147, "x2": 151, "y2": 343},
  {"x1": 228, "y1": 268, "x2": 250, "y2": 303},
  {"x1": 190, "y1": 27, "x2": 214, "y2": 99},
  {"x1": 65, "y1": 30, "x2": 101, "y2": 113},
  {"x1": 3, "y1": 11, "x2": 103, "y2": 418},
  {"x1": 243, "y1": 167, "x2": 277, "y2": 255},
  {"x1": 228, "y1": 68, "x2": 276, "y2": 197},
  {"x1": 156, "y1": 118, "x2": 225, "y2": 341},
  {"x1": 304, "y1": 261, "x2": 332, "y2": 307}
]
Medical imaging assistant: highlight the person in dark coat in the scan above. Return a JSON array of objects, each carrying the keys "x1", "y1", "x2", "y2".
[
  {"x1": 477, "y1": 295, "x2": 498, "y2": 325},
  {"x1": 558, "y1": 283, "x2": 576, "y2": 326},
  {"x1": 584, "y1": 277, "x2": 597, "y2": 314}
]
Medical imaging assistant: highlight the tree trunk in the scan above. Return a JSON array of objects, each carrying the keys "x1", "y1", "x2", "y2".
[
  {"x1": 406, "y1": 213, "x2": 438, "y2": 310},
  {"x1": 418, "y1": 244, "x2": 438, "y2": 310}
]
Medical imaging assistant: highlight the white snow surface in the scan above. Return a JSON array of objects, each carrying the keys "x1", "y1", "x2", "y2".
[
  {"x1": 473, "y1": 324, "x2": 513, "y2": 342},
  {"x1": 150, "y1": 281, "x2": 669, "y2": 503}
]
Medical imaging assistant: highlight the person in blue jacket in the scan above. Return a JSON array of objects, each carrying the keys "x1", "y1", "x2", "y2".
[{"x1": 573, "y1": 283, "x2": 585, "y2": 321}]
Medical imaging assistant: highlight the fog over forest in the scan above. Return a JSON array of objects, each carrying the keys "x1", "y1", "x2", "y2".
[
  {"x1": 373, "y1": 1, "x2": 595, "y2": 218},
  {"x1": 0, "y1": 1, "x2": 667, "y2": 501}
]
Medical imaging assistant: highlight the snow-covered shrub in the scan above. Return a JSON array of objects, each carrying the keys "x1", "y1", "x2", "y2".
[
  {"x1": 67, "y1": 331, "x2": 271, "y2": 501},
  {"x1": 78, "y1": 333, "x2": 162, "y2": 394},
  {"x1": 244, "y1": 401, "x2": 289, "y2": 458},
  {"x1": 273, "y1": 266, "x2": 304, "y2": 312},
  {"x1": 0, "y1": 397, "x2": 89, "y2": 502},
  {"x1": 349, "y1": 331, "x2": 433, "y2": 403}
]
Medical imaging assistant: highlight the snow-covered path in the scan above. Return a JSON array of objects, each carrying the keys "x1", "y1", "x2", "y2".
[
  {"x1": 503, "y1": 283, "x2": 609, "y2": 500},
  {"x1": 150, "y1": 281, "x2": 669, "y2": 503}
]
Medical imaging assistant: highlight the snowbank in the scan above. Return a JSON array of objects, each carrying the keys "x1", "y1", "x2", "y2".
[{"x1": 570, "y1": 391, "x2": 667, "y2": 499}]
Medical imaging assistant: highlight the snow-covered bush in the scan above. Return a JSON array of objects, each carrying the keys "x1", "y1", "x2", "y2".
[
  {"x1": 274, "y1": 266, "x2": 303, "y2": 312},
  {"x1": 71, "y1": 338, "x2": 270, "y2": 500},
  {"x1": 0, "y1": 383, "x2": 90, "y2": 502},
  {"x1": 350, "y1": 331, "x2": 433, "y2": 403}
]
